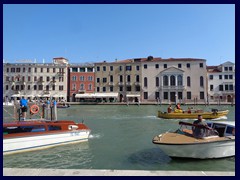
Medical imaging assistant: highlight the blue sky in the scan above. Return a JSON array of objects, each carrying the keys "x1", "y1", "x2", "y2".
[{"x1": 3, "y1": 4, "x2": 235, "y2": 65}]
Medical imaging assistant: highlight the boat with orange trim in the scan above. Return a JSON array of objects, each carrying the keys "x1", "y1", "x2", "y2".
[{"x1": 3, "y1": 103, "x2": 90, "y2": 155}]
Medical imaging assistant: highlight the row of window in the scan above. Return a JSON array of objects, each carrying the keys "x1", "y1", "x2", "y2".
[
  {"x1": 5, "y1": 85, "x2": 64, "y2": 91},
  {"x1": 95, "y1": 75, "x2": 204, "y2": 87},
  {"x1": 72, "y1": 84, "x2": 93, "y2": 91},
  {"x1": 96, "y1": 65, "x2": 140, "y2": 72},
  {"x1": 209, "y1": 74, "x2": 234, "y2": 80},
  {"x1": 224, "y1": 66, "x2": 234, "y2": 72},
  {"x1": 6, "y1": 67, "x2": 65, "y2": 73},
  {"x1": 95, "y1": 63, "x2": 204, "y2": 72},
  {"x1": 96, "y1": 86, "x2": 141, "y2": 92},
  {"x1": 71, "y1": 67, "x2": 93, "y2": 72},
  {"x1": 71, "y1": 76, "x2": 93, "y2": 81},
  {"x1": 6, "y1": 76, "x2": 63, "y2": 82},
  {"x1": 210, "y1": 84, "x2": 234, "y2": 91}
]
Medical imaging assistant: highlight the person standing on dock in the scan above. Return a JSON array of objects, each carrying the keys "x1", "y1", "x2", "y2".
[{"x1": 20, "y1": 96, "x2": 28, "y2": 120}]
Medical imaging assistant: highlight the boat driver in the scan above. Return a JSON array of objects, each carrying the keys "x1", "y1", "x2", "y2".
[{"x1": 192, "y1": 115, "x2": 211, "y2": 138}]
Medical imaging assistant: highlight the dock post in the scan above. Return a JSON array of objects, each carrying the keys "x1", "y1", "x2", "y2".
[
  {"x1": 54, "y1": 100, "x2": 57, "y2": 120},
  {"x1": 46, "y1": 100, "x2": 50, "y2": 120}
]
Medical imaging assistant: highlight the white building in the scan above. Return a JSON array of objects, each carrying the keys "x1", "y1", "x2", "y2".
[
  {"x1": 207, "y1": 61, "x2": 235, "y2": 102},
  {"x1": 3, "y1": 57, "x2": 69, "y2": 101},
  {"x1": 141, "y1": 57, "x2": 207, "y2": 104}
]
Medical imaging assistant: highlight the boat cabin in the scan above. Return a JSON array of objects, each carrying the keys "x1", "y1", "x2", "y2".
[{"x1": 3, "y1": 120, "x2": 89, "y2": 138}]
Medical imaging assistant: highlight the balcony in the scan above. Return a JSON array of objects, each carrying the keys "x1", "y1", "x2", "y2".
[
  {"x1": 126, "y1": 82, "x2": 132, "y2": 86},
  {"x1": 108, "y1": 82, "x2": 114, "y2": 86},
  {"x1": 118, "y1": 82, "x2": 124, "y2": 86},
  {"x1": 134, "y1": 82, "x2": 141, "y2": 86},
  {"x1": 160, "y1": 85, "x2": 185, "y2": 91},
  {"x1": 43, "y1": 90, "x2": 50, "y2": 94},
  {"x1": 57, "y1": 72, "x2": 65, "y2": 76}
]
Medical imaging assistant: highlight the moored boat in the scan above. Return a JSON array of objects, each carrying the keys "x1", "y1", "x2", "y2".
[
  {"x1": 3, "y1": 102, "x2": 90, "y2": 155},
  {"x1": 57, "y1": 104, "x2": 70, "y2": 108},
  {"x1": 152, "y1": 121, "x2": 235, "y2": 159},
  {"x1": 157, "y1": 109, "x2": 229, "y2": 119},
  {"x1": 3, "y1": 119, "x2": 91, "y2": 155}
]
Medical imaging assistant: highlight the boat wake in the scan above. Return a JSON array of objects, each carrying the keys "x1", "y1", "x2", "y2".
[
  {"x1": 211, "y1": 116, "x2": 228, "y2": 121},
  {"x1": 89, "y1": 133, "x2": 102, "y2": 139}
]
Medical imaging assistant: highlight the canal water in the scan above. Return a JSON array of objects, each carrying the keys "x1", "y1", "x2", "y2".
[{"x1": 3, "y1": 104, "x2": 235, "y2": 171}]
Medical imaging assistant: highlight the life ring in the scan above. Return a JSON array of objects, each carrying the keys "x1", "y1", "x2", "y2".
[{"x1": 30, "y1": 105, "x2": 39, "y2": 114}]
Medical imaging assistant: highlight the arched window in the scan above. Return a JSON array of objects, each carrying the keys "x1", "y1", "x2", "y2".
[
  {"x1": 177, "y1": 75, "x2": 183, "y2": 86},
  {"x1": 200, "y1": 76, "x2": 204, "y2": 87},
  {"x1": 187, "y1": 76, "x2": 191, "y2": 87},
  {"x1": 163, "y1": 75, "x2": 168, "y2": 86},
  {"x1": 156, "y1": 77, "x2": 159, "y2": 87},
  {"x1": 170, "y1": 75, "x2": 175, "y2": 86},
  {"x1": 144, "y1": 77, "x2": 148, "y2": 87}
]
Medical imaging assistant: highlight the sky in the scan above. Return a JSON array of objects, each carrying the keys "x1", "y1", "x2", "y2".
[{"x1": 3, "y1": 4, "x2": 235, "y2": 65}]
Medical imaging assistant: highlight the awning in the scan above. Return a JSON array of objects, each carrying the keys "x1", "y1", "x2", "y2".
[
  {"x1": 43, "y1": 94, "x2": 50, "y2": 97},
  {"x1": 126, "y1": 94, "x2": 140, "y2": 97},
  {"x1": 75, "y1": 93, "x2": 118, "y2": 98},
  {"x1": 11, "y1": 94, "x2": 20, "y2": 97},
  {"x1": 27, "y1": 95, "x2": 34, "y2": 97}
]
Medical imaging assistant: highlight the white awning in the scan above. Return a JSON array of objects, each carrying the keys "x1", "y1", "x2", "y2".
[
  {"x1": 11, "y1": 94, "x2": 20, "y2": 97},
  {"x1": 43, "y1": 94, "x2": 50, "y2": 97},
  {"x1": 27, "y1": 95, "x2": 34, "y2": 97},
  {"x1": 75, "y1": 93, "x2": 118, "y2": 98},
  {"x1": 126, "y1": 94, "x2": 140, "y2": 97}
]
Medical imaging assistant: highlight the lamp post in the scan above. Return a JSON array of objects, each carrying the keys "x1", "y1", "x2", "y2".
[{"x1": 175, "y1": 93, "x2": 178, "y2": 105}]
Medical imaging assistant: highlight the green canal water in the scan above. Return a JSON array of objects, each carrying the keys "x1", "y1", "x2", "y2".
[{"x1": 3, "y1": 104, "x2": 235, "y2": 171}]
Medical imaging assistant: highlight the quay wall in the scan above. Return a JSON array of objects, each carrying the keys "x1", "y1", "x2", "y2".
[{"x1": 3, "y1": 168, "x2": 235, "y2": 176}]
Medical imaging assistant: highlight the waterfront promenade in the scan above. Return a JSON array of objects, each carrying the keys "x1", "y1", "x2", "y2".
[
  {"x1": 66, "y1": 102, "x2": 235, "y2": 106},
  {"x1": 3, "y1": 168, "x2": 235, "y2": 176}
]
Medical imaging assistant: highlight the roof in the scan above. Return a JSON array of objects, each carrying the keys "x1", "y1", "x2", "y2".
[
  {"x1": 206, "y1": 66, "x2": 221, "y2": 72},
  {"x1": 95, "y1": 57, "x2": 206, "y2": 64}
]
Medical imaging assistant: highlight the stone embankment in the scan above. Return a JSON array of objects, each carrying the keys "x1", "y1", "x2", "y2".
[{"x1": 3, "y1": 168, "x2": 235, "y2": 176}]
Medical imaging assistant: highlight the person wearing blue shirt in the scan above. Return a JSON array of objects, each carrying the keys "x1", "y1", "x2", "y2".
[{"x1": 20, "y1": 96, "x2": 28, "y2": 120}]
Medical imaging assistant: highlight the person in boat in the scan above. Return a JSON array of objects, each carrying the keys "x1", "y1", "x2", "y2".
[
  {"x1": 167, "y1": 104, "x2": 173, "y2": 113},
  {"x1": 192, "y1": 115, "x2": 211, "y2": 138},
  {"x1": 20, "y1": 96, "x2": 28, "y2": 120},
  {"x1": 174, "y1": 103, "x2": 183, "y2": 113}
]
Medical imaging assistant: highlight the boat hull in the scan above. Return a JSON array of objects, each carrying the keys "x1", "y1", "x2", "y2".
[
  {"x1": 153, "y1": 136, "x2": 235, "y2": 159},
  {"x1": 3, "y1": 130, "x2": 91, "y2": 155},
  {"x1": 157, "y1": 110, "x2": 229, "y2": 119}
]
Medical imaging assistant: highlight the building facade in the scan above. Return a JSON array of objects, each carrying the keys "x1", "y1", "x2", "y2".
[
  {"x1": 141, "y1": 57, "x2": 208, "y2": 103},
  {"x1": 3, "y1": 57, "x2": 69, "y2": 101},
  {"x1": 94, "y1": 59, "x2": 142, "y2": 102},
  {"x1": 207, "y1": 61, "x2": 235, "y2": 102},
  {"x1": 68, "y1": 63, "x2": 95, "y2": 102}
]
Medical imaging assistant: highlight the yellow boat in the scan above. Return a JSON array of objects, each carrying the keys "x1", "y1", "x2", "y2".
[{"x1": 158, "y1": 109, "x2": 229, "y2": 119}]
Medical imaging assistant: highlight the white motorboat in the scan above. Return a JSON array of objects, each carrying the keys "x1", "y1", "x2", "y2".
[
  {"x1": 3, "y1": 119, "x2": 91, "y2": 155},
  {"x1": 152, "y1": 121, "x2": 235, "y2": 159}
]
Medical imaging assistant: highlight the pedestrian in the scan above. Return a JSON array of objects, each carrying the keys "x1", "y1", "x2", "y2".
[{"x1": 20, "y1": 96, "x2": 28, "y2": 120}]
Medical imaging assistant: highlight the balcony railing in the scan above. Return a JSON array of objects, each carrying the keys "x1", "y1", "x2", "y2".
[
  {"x1": 160, "y1": 85, "x2": 185, "y2": 90},
  {"x1": 109, "y1": 82, "x2": 114, "y2": 86}
]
